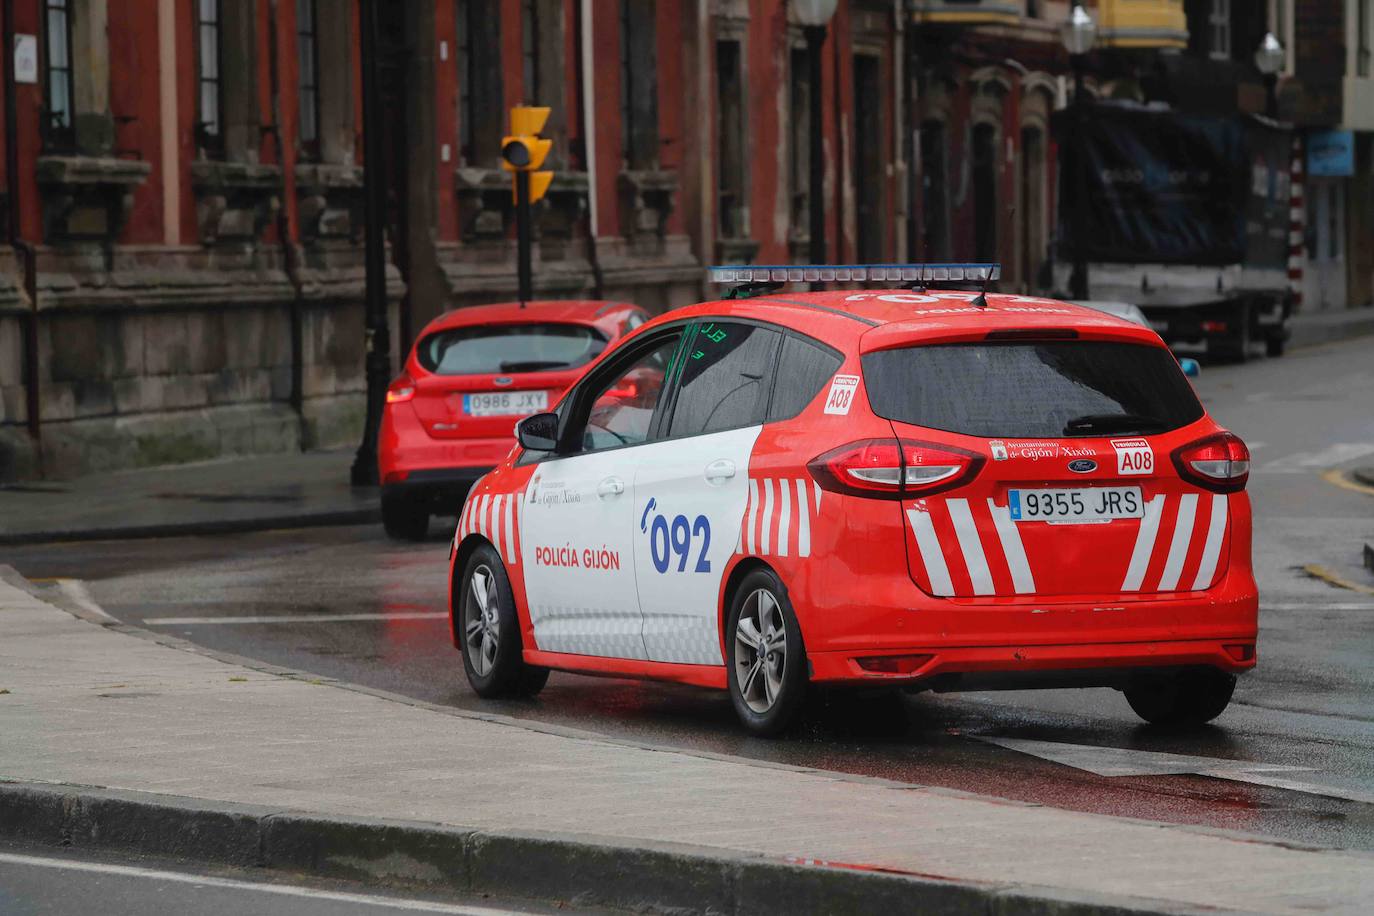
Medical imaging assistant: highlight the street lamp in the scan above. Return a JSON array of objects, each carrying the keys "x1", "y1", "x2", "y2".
[
  {"x1": 794, "y1": 0, "x2": 838, "y2": 269},
  {"x1": 1061, "y1": 2, "x2": 1096, "y2": 300},
  {"x1": 1254, "y1": 32, "x2": 1285, "y2": 119}
]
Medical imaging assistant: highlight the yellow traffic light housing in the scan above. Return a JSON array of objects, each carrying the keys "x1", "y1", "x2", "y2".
[{"x1": 501, "y1": 106, "x2": 554, "y2": 203}]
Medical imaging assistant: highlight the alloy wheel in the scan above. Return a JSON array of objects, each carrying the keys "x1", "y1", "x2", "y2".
[
  {"x1": 734, "y1": 587, "x2": 787, "y2": 714},
  {"x1": 464, "y1": 564, "x2": 500, "y2": 677}
]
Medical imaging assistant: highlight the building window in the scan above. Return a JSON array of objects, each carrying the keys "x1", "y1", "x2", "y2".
[
  {"x1": 457, "y1": 1, "x2": 504, "y2": 165},
  {"x1": 789, "y1": 46, "x2": 810, "y2": 242},
  {"x1": 297, "y1": 0, "x2": 320, "y2": 160},
  {"x1": 853, "y1": 54, "x2": 883, "y2": 263},
  {"x1": 522, "y1": 0, "x2": 540, "y2": 102},
  {"x1": 1359, "y1": 0, "x2": 1372, "y2": 78},
  {"x1": 919, "y1": 121, "x2": 950, "y2": 261},
  {"x1": 43, "y1": 0, "x2": 75, "y2": 151},
  {"x1": 1026, "y1": 0, "x2": 1041, "y2": 18},
  {"x1": 716, "y1": 39, "x2": 746, "y2": 239},
  {"x1": 972, "y1": 122, "x2": 999, "y2": 263},
  {"x1": 196, "y1": 0, "x2": 224, "y2": 157},
  {"x1": 620, "y1": 0, "x2": 659, "y2": 170},
  {"x1": 1208, "y1": 0, "x2": 1231, "y2": 61}
]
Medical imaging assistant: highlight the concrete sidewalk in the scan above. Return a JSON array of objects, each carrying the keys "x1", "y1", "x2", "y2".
[
  {"x1": 1, "y1": 571, "x2": 1371, "y2": 914},
  {"x1": 0, "y1": 449, "x2": 377, "y2": 545}
]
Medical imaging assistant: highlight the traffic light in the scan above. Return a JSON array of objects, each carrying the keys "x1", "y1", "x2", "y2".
[{"x1": 501, "y1": 106, "x2": 553, "y2": 204}]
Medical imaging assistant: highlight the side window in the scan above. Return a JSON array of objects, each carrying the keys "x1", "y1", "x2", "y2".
[
  {"x1": 767, "y1": 335, "x2": 844, "y2": 421},
  {"x1": 665, "y1": 322, "x2": 780, "y2": 439},
  {"x1": 574, "y1": 335, "x2": 679, "y2": 453}
]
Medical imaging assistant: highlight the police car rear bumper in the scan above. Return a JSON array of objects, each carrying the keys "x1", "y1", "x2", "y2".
[{"x1": 809, "y1": 637, "x2": 1256, "y2": 685}]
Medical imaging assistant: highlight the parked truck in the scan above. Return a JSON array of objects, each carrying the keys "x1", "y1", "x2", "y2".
[{"x1": 1053, "y1": 102, "x2": 1293, "y2": 361}]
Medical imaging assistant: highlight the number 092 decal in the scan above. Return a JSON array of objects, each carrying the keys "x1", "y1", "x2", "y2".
[{"x1": 641, "y1": 498, "x2": 711, "y2": 574}]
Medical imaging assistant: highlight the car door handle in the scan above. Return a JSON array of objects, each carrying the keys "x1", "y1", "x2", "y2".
[
  {"x1": 596, "y1": 476, "x2": 625, "y2": 498},
  {"x1": 704, "y1": 459, "x2": 736, "y2": 482}
]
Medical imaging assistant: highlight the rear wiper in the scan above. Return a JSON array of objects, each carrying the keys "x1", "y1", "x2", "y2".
[
  {"x1": 1062, "y1": 413, "x2": 1167, "y2": 436},
  {"x1": 498, "y1": 360, "x2": 569, "y2": 372}
]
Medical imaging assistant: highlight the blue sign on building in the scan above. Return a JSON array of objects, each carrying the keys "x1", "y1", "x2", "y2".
[{"x1": 1307, "y1": 130, "x2": 1355, "y2": 177}]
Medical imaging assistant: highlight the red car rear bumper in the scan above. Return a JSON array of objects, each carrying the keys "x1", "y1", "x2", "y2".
[{"x1": 379, "y1": 402, "x2": 515, "y2": 483}]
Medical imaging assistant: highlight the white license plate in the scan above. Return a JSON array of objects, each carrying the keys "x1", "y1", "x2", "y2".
[
  {"x1": 463, "y1": 390, "x2": 548, "y2": 417},
  {"x1": 1008, "y1": 487, "x2": 1144, "y2": 523}
]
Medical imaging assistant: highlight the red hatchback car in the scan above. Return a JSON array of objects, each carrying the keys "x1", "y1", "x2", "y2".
[
  {"x1": 378, "y1": 300, "x2": 648, "y2": 539},
  {"x1": 447, "y1": 275, "x2": 1257, "y2": 735}
]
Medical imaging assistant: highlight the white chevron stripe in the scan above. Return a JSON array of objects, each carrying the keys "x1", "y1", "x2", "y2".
[
  {"x1": 1158, "y1": 493, "x2": 1199, "y2": 591},
  {"x1": 987, "y1": 499, "x2": 1035, "y2": 594},
  {"x1": 813, "y1": 480, "x2": 822, "y2": 512},
  {"x1": 795, "y1": 479, "x2": 811, "y2": 558},
  {"x1": 503, "y1": 494, "x2": 516, "y2": 564},
  {"x1": 760, "y1": 478, "x2": 775, "y2": 555},
  {"x1": 1122, "y1": 495, "x2": 1165, "y2": 591},
  {"x1": 947, "y1": 499, "x2": 994, "y2": 595},
  {"x1": 906, "y1": 508, "x2": 954, "y2": 596},
  {"x1": 776, "y1": 479, "x2": 791, "y2": 558},
  {"x1": 477, "y1": 495, "x2": 490, "y2": 539},
  {"x1": 745, "y1": 479, "x2": 759, "y2": 554},
  {"x1": 457, "y1": 499, "x2": 470, "y2": 539},
  {"x1": 1190, "y1": 494, "x2": 1228, "y2": 590}
]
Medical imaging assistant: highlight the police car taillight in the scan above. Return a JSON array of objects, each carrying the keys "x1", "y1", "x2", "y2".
[
  {"x1": 1172, "y1": 432, "x2": 1250, "y2": 493},
  {"x1": 808, "y1": 439, "x2": 983, "y2": 500},
  {"x1": 386, "y1": 374, "x2": 416, "y2": 404}
]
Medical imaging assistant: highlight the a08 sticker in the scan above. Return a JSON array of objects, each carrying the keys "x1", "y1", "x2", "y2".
[
  {"x1": 1112, "y1": 438, "x2": 1154, "y2": 476},
  {"x1": 824, "y1": 374, "x2": 860, "y2": 415},
  {"x1": 641, "y1": 498, "x2": 711, "y2": 574}
]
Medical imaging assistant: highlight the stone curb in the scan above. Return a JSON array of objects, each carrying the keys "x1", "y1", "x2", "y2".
[
  {"x1": 0, "y1": 507, "x2": 380, "y2": 547},
  {"x1": 0, "y1": 781, "x2": 1204, "y2": 916}
]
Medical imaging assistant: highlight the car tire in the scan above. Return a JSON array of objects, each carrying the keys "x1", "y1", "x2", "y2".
[
  {"x1": 725, "y1": 568, "x2": 809, "y2": 737},
  {"x1": 1123, "y1": 669, "x2": 1236, "y2": 727},
  {"x1": 1206, "y1": 305, "x2": 1251, "y2": 364},
  {"x1": 382, "y1": 491, "x2": 429, "y2": 542},
  {"x1": 1265, "y1": 333, "x2": 1286, "y2": 358},
  {"x1": 458, "y1": 544, "x2": 548, "y2": 699}
]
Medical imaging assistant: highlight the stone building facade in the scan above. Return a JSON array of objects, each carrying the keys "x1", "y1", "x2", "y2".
[{"x1": 2, "y1": 1, "x2": 1342, "y2": 482}]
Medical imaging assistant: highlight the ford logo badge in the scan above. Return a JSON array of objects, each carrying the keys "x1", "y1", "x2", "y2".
[
  {"x1": 494, "y1": 377, "x2": 514, "y2": 387},
  {"x1": 1068, "y1": 459, "x2": 1097, "y2": 473}
]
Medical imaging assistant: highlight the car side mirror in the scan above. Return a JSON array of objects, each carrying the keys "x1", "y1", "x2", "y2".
[
  {"x1": 1179, "y1": 357, "x2": 1201, "y2": 378},
  {"x1": 516, "y1": 412, "x2": 559, "y2": 452}
]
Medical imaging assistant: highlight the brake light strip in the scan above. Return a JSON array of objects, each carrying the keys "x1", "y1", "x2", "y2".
[{"x1": 1157, "y1": 494, "x2": 1199, "y2": 591}]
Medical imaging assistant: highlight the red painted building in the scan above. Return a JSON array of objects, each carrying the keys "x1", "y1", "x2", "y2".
[{"x1": 1, "y1": 2, "x2": 1307, "y2": 480}]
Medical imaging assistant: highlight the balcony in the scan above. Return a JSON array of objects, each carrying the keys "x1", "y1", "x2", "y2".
[{"x1": 909, "y1": 1, "x2": 1021, "y2": 26}]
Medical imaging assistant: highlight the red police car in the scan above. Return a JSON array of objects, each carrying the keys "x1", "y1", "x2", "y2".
[
  {"x1": 447, "y1": 265, "x2": 1257, "y2": 735},
  {"x1": 378, "y1": 300, "x2": 647, "y2": 539}
]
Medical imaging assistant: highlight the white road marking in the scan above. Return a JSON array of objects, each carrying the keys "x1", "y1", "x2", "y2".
[
  {"x1": 1121, "y1": 495, "x2": 1165, "y2": 591},
  {"x1": 906, "y1": 509, "x2": 954, "y2": 596},
  {"x1": 0, "y1": 851, "x2": 523, "y2": 914},
  {"x1": 978, "y1": 737, "x2": 1374, "y2": 805},
  {"x1": 53, "y1": 579, "x2": 116, "y2": 621},
  {"x1": 145, "y1": 612, "x2": 448, "y2": 627},
  {"x1": 987, "y1": 499, "x2": 1035, "y2": 594},
  {"x1": 1260, "y1": 442, "x2": 1374, "y2": 473},
  {"x1": 1156, "y1": 493, "x2": 1197, "y2": 591},
  {"x1": 947, "y1": 499, "x2": 994, "y2": 595},
  {"x1": 1190, "y1": 493, "x2": 1229, "y2": 590}
]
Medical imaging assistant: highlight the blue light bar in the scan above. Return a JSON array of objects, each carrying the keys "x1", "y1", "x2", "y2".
[{"x1": 708, "y1": 263, "x2": 1001, "y2": 284}]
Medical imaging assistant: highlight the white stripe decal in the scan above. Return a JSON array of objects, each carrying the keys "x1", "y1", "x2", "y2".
[
  {"x1": 947, "y1": 499, "x2": 994, "y2": 595},
  {"x1": 487, "y1": 495, "x2": 500, "y2": 552},
  {"x1": 477, "y1": 495, "x2": 490, "y2": 538},
  {"x1": 503, "y1": 494, "x2": 516, "y2": 564},
  {"x1": 906, "y1": 508, "x2": 954, "y2": 596},
  {"x1": 1190, "y1": 494, "x2": 1228, "y2": 590},
  {"x1": 1122, "y1": 495, "x2": 1165, "y2": 591},
  {"x1": 776, "y1": 478, "x2": 791, "y2": 558},
  {"x1": 813, "y1": 480, "x2": 822, "y2": 512},
  {"x1": 745, "y1": 479, "x2": 759, "y2": 554},
  {"x1": 988, "y1": 499, "x2": 1035, "y2": 594},
  {"x1": 795, "y1": 479, "x2": 811, "y2": 558},
  {"x1": 761, "y1": 478, "x2": 775, "y2": 555},
  {"x1": 457, "y1": 500, "x2": 470, "y2": 539},
  {"x1": 1158, "y1": 493, "x2": 1198, "y2": 591}
]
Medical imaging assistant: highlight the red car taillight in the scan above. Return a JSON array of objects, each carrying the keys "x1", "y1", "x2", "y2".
[
  {"x1": 1172, "y1": 431, "x2": 1250, "y2": 493},
  {"x1": 386, "y1": 374, "x2": 416, "y2": 404},
  {"x1": 807, "y1": 439, "x2": 984, "y2": 500}
]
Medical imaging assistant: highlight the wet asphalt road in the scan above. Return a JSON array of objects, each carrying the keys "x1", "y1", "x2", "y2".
[{"x1": 6, "y1": 338, "x2": 1374, "y2": 853}]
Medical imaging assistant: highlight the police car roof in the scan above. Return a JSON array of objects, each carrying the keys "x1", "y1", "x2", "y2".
[{"x1": 678, "y1": 290, "x2": 1161, "y2": 352}]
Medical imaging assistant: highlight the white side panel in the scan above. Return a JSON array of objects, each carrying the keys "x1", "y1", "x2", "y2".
[
  {"x1": 520, "y1": 450, "x2": 646, "y2": 659},
  {"x1": 633, "y1": 426, "x2": 763, "y2": 666}
]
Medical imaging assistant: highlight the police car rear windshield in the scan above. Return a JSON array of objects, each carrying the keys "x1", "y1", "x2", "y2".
[
  {"x1": 862, "y1": 341, "x2": 1203, "y2": 439},
  {"x1": 418, "y1": 323, "x2": 608, "y2": 375}
]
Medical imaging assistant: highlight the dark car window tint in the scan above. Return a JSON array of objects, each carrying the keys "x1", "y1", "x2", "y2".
[
  {"x1": 417, "y1": 323, "x2": 607, "y2": 375},
  {"x1": 768, "y1": 335, "x2": 843, "y2": 421},
  {"x1": 577, "y1": 336, "x2": 678, "y2": 453},
  {"x1": 666, "y1": 322, "x2": 780, "y2": 438},
  {"x1": 862, "y1": 342, "x2": 1203, "y2": 438}
]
